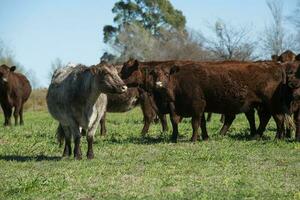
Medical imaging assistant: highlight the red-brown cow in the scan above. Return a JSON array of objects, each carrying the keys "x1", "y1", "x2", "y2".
[
  {"x1": 0, "y1": 64, "x2": 31, "y2": 126},
  {"x1": 150, "y1": 61, "x2": 299, "y2": 142},
  {"x1": 120, "y1": 59, "x2": 258, "y2": 140}
]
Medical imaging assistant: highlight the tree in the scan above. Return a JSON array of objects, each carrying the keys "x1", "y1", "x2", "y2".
[
  {"x1": 48, "y1": 58, "x2": 64, "y2": 81},
  {"x1": 0, "y1": 39, "x2": 39, "y2": 88},
  {"x1": 205, "y1": 20, "x2": 257, "y2": 61},
  {"x1": 102, "y1": 0, "x2": 186, "y2": 60},
  {"x1": 261, "y1": 0, "x2": 298, "y2": 56},
  {"x1": 289, "y1": 0, "x2": 300, "y2": 51},
  {"x1": 109, "y1": 23, "x2": 212, "y2": 62}
]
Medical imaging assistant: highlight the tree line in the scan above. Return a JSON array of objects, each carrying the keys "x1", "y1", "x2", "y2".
[{"x1": 101, "y1": 0, "x2": 300, "y2": 63}]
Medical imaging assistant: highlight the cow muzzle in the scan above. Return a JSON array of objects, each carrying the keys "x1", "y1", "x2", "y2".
[{"x1": 156, "y1": 81, "x2": 163, "y2": 88}]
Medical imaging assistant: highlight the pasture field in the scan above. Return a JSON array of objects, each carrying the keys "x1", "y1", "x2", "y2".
[{"x1": 0, "y1": 109, "x2": 299, "y2": 200}]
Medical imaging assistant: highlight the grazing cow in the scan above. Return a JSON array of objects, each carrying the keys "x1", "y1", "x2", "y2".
[
  {"x1": 47, "y1": 62, "x2": 127, "y2": 159},
  {"x1": 0, "y1": 64, "x2": 31, "y2": 126},
  {"x1": 120, "y1": 59, "x2": 258, "y2": 139},
  {"x1": 150, "y1": 61, "x2": 299, "y2": 142}
]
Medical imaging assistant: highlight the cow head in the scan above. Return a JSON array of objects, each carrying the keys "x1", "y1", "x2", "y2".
[
  {"x1": 93, "y1": 62, "x2": 127, "y2": 94},
  {"x1": 273, "y1": 50, "x2": 296, "y2": 63},
  {"x1": 285, "y1": 62, "x2": 300, "y2": 100},
  {"x1": 120, "y1": 59, "x2": 144, "y2": 87},
  {"x1": 0, "y1": 64, "x2": 16, "y2": 84},
  {"x1": 150, "y1": 66, "x2": 180, "y2": 90}
]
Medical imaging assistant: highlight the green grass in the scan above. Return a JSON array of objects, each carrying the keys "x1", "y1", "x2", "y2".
[{"x1": 0, "y1": 109, "x2": 299, "y2": 200}]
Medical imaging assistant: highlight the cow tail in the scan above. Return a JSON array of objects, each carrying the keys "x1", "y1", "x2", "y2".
[{"x1": 56, "y1": 123, "x2": 65, "y2": 147}]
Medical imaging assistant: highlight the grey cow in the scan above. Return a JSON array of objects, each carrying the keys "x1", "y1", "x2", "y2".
[{"x1": 47, "y1": 62, "x2": 127, "y2": 159}]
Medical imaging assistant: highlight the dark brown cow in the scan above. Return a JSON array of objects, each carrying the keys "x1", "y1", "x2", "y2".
[
  {"x1": 99, "y1": 63, "x2": 168, "y2": 136},
  {"x1": 150, "y1": 61, "x2": 299, "y2": 142},
  {"x1": 120, "y1": 59, "x2": 258, "y2": 139},
  {"x1": 0, "y1": 64, "x2": 31, "y2": 126},
  {"x1": 271, "y1": 51, "x2": 300, "y2": 140}
]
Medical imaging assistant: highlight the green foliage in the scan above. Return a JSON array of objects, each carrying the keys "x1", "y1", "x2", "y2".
[
  {"x1": 103, "y1": 0, "x2": 186, "y2": 45},
  {"x1": 0, "y1": 110, "x2": 299, "y2": 199}
]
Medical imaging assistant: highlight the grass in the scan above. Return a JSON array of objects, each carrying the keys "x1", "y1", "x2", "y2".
[{"x1": 0, "y1": 109, "x2": 299, "y2": 200}]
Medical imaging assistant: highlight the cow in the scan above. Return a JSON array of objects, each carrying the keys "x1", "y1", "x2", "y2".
[
  {"x1": 150, "y1": 61, "x2": 299, "y2": 142},
  {"x1": 271, "y1": 51, "x2": 300, "y2": 140},
  {"x1": 272, "y1": 50, "x2": 296, "y2": 63},
  {"x1": 99, "y1": 87, "x2": 140, "y2": 136},
  {"x1": 46, "y1": 62, "x2": 127, "y2": 159},
  {"x1": 0, "y1": 64, "x2": 31, "y2": 126},
  {"x1": 100, "y1": 88, "x2": 167, "y2": 136},
  {"x1": 99, "y1": 63, "x2": 168, "y2": 136},
  {"x1": 120, "y1": 59, "x2": 258, "y2": 140}
]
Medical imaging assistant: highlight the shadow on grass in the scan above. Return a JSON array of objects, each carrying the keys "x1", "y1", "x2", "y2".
[
  {"x1": 227, "y1": 130, "x2": 272, "y2": 141},
  {"x1": 0, "y1": 155, "x2": 61, "y2": 162},
  {"x1": 103, "y1": 135, "x2": 169, "y2": 145}
]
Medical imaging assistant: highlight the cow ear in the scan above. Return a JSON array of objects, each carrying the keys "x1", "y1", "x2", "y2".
[
  {"x1": 170, "y1": 66, "x2": 180, "y2": 75},
  {"x1": 271, "y1": 55, "x2": 279, "y2": 62},
  {"x1": 10, "y1": 66, "x2": 16, "y2": 72},
  {"x1": 133, "y1": 59, "x2": 139, "y2": 69}
]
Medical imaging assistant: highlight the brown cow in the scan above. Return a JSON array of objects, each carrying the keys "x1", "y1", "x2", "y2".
[
  {"x1": 271, "y1": 51, "x2": 300, "y2": 140},
  {"x1": 0, "y1": 64, "x2": 31, "y2": 126},
  {"x1": 272, "y1": 50, "x2": 296, "y2": 63},
  {"x1": 120, "y1": 59, "x2": 258, "y2": 140},
  {"x1": 150, "y1": 61, "x2": 299, "y2": 142},
  {"x1": 99, "y1": 63, "x2": 168, "y2": 136}
]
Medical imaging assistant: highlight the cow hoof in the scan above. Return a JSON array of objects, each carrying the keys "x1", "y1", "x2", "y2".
[
  {"x1": 74, "y1": 154, "x2": 82, "y2": 160},
  {"x1": 202, "y1": 136, "x2": 209, "y2": 141},
  {"x1": 171, "y1": 138, "x2": 178, "y2": 143},
  {"x1": 87, "y1": 153, "x2": 94, "y2": 160}
]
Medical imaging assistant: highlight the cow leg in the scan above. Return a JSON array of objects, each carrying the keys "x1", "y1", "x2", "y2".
[
  {"x1": 61, "y1": 125, "x2": 72, "y2": 157},
  {"x1": 294, "y1": 109, "x2": 300, "y2": 142},
  {"x1": 100, "y1": 112, "x2": 107, "y2": 136},
  {"x1": 272, "y1": 114, "x2": 285, "y2": 139},
  {"x1": 6, "y1": 106, "x2": 12, "y2": 126},
  {"x1": 256, "y1": 108, "x2": 271, "y2": 138},
  {"x1": 200, "y1": 113, "x2": 209, "y2": 140},
  {"x1": 169, "y1": 103, "x2": 179, "y2": 143},
  {"x1": 13, "y1": 105, "x2": 21, "y2": 126},
  {"x1": 1, "y1": 104, "x2": 9, "y2": 126},
  {"x1": 220, "y1": 114, "x2": 225, "y2": 123},
  {"x1": 87, "y1": 135, "x2": 94, "y2": 159},
  {"x1": 219, "y1": 114, "x2": 235, "y2": 136},
  {"x1": 141, "y1": 111, "x2": 152, "y2": 136},
  {"x1": 63, "y1": 136, "x2": 72, "y2": 157},
  {"x1": 19, "y1": 105, "x2": 24, "y2": 125},
  {"x1": 245, "y1": 109, "x2": 256, "y2": 136},
  {"x1": 72, "y1": 127, "x2": 82, "y2": 160},
  {"x1": 206, "y1": 112, "x2": 212, "y2": 122},
  {"x1": 191, "y1": 115, "x2": 200, "y2": 142},
  {"x1": 87, "y1": 119, "x2": 99, "y2": 159},
  {"x1": 159, "y1": 113, "x2": 168, "y2": 132}
]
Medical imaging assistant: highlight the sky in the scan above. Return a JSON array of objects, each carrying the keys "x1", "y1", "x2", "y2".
[{"x1": 0, "y1": 0, "x2": 298, "y2": 87}]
